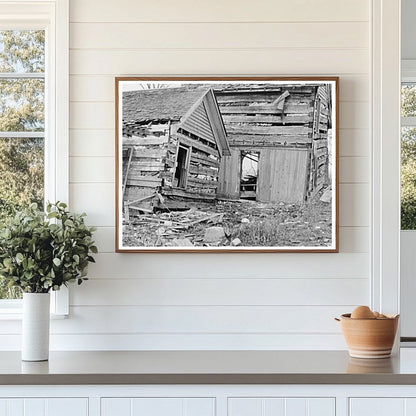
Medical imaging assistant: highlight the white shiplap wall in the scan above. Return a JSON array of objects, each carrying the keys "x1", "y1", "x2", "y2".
[{"x1": 60, "y1": 0, "x2": 371, "y2": 350}]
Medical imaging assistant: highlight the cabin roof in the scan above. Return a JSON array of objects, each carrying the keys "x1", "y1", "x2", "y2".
[
  {"x1": 122, "y1": 86, "x2": 231, "y2": 156},
  {"x1": 122, "y1": 87, "x2": 209, "y2": 124}
]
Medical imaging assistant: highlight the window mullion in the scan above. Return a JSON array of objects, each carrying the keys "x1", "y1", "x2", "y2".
[
  {"x1": 401, "y1": 117, "x2": 416, "y2": 127},
  {"x1": 0, "y1": 72, "x2": 44, "y2": 79},
  {"x1": 0, "y1": 132, "x2": 44, "y2": 138}
]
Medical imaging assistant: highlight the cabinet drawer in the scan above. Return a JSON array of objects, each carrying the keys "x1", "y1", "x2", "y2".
[
  {"x1": 349, "y1": 398, "x2": 416, "y2": 416},
  {"x1": 101, "y1": 397, "x2": 215, "y2": 416},
  {"x1": 228, "y1": 397, "x2": 335, "y2": 416},
  {"x1": 0, "y1": 398, "x2": 88, "y2": 416}
]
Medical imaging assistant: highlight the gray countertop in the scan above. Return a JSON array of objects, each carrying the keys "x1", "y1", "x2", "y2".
[{"x1": 2, "y1": 349, "x2": 416, "y2": 385}]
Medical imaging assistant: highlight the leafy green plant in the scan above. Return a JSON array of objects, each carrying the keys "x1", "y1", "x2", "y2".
[{"x1": 0, "y1": 202, "x2": 97, "y2": 293}]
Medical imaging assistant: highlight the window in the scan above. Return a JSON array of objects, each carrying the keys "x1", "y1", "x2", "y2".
[
  {"x1": 240, "y1": 151, "x2": 259, "y2": 200},
  {"x1": 0, "y1": 0, "x2": 68, "y2": 314},
  {"x1": 0, "y1": 29, "x2": 45, "y2": 300},
  {"x1": 401, "y1": 81, "x2": 416, "y2": 229}
]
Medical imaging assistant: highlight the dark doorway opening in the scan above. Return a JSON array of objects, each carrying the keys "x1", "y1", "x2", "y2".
[{"x1": 174, "y1": 144, "x2": 190, "y2": 188}]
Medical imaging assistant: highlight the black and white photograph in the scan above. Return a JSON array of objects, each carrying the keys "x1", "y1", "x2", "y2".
[{"x1": 116, "y1": 78, "x2": 338, "y2": 252}]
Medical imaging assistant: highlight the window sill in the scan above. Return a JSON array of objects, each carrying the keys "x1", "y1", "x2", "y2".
[
  {"x1": 0, "y1": 312, "x2": 68, "y2": 320},
  {"x1": 0, "y1": 287, "x2": 69, "y2": 318}
]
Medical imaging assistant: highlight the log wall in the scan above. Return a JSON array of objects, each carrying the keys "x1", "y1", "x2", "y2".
[
  {"x1": 122, "y1": 123, "x2": 171, "y2": 203},
  {"x1": 216, "y1": 85, "x2": 330, "y2": 202},
  {"x1": 170, "y1": 129, "x2": 220, "y2": 197}
]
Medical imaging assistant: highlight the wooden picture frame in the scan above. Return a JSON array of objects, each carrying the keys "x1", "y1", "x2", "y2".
[{"x1": 115, "y1": 77, "x2": 339, "y2": 253}]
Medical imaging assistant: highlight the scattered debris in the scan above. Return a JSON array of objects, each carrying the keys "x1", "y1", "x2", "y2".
[
  {"x1": 122, "y1": 197, "x2": 332, "y2": 248},
  {"x1": 171, "y1": 238, "x2": 194, "y2": 247},
  {"x1": 203, "y1": 227, "x2": 226, "y2": 243},
  {"x1": 231, "y1": 238, "x2": 242, "y2": 246},
  {"x1": 320, "y1": 188, "x2": 332, "y2": 203}
]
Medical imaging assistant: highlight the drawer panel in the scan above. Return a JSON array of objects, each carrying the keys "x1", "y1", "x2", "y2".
[
  {"x1": 101, "y1": 397, "x2": 215, "y2": 416},
  {"x1": 228, "y1": 397, "x2": 335, "y2": 416},
  {"x1": 0, "y1": 398, "x2": 88, "y2": 416}
]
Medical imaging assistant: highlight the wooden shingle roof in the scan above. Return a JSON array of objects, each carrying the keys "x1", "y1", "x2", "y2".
[{"x1": 122, "y1": 87, "x2": 208, "y2": 124}]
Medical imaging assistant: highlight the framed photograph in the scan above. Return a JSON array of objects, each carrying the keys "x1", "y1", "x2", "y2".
[{"x1": 115, "y1": 77, "x2": 339, "y2": 252}]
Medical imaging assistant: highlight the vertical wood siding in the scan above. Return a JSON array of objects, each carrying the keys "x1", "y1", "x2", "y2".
[
  {"x1": 0, "y1": 1, "x2": 372, "y2": 350},
  {"x1": 257, "y1": 149, "x2": 309, "y2": 203},
  {"x1": 218, "y1": 149, "x2": 241, "y2": 199}
]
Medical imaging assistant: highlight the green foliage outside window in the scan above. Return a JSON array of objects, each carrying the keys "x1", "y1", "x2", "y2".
[
  {"x1": 0, "y1": 30, "x2": 45, "y2": 298},
  {"x1": 401, "y1": 85, "x2": 416, "y2": 230}
]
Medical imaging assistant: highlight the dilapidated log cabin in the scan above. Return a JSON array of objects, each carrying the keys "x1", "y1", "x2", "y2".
[
  {"x1": 122, "y1": 87, "x2": 230, "y2": 214},
  {"x1": 215, "y1": 83, "x2": 333, "y2": 204}
]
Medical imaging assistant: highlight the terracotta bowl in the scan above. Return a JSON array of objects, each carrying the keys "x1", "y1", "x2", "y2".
[
  {"x1": 347, "y1": 357, "x2": 395, "y2": 373},
  {"x1": 338, "y1": 313, "x2": 399, "y2": 359}
]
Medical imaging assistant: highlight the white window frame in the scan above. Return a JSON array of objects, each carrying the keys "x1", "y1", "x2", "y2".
[
  {"x1": 371, "y1": 0, "x2": 401, "y2": 323},
  {"x1": 399, "y1": 60, "x2": 416, "y2": 340},
  {"x1": 0, "y1": 0, "x2": 69, "y2": 317}
]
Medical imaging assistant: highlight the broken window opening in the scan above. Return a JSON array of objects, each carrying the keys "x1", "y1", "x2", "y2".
[{"x1": 240, "y1": 151, "x2": 259, "y2": 200}]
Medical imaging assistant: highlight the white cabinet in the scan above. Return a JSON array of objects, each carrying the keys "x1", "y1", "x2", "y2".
[
  {"x1": 0, "y1": 398, "x2": 88, "y2": 416},
  {"x1": 228, "y1": 398, "x2": 335, "y2": 416},
  {"x1": 101, "y1": 398, "x2": 215, "y2": 416},
  {"x1": 350, "y1": 398, "x2": 416, "y2": 416},
  {"x1": 6, "y1": 385, "x2": 416, "y2": 416}
]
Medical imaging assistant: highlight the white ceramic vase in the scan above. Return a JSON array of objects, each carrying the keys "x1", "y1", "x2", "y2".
[{"x1": 22, "y1": 293, "x2": 50, "y2": 361}]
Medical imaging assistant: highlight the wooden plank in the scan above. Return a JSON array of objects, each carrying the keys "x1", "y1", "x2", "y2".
[
  {"x1": 190, "y1": 152, "x2": 220, "y2": 168},
  {"x1": 219, "y1": 103, "x2": 312, "y2": 115},
  {"x1": 129, "y1": 166, "x2": 165, "y2": 173},
  {"x1": 64, "y1": 246, "x2": 369, "y2": 278},
  {"x1": 70, "y1": 0, "x2": 369, "y2": 23},
  {"x1": 71, "y1": 22, "x2": 368, "y2": 49},
  {"x1": 215, "y1": 90, "x2": 316, "y2": 104},
  {"x1": 189, "y1": 164, "x2": 218, "y2": 176},
  {"x1": 126, "y1": 179, "x2": 162, "y2": 187},
  {"x1": 226, "y1": 125, "x2": 311, "y2": 136},
  {"x1": 217, "y1": 149, "x2": 240, "y2": 199},
  {"x1": 315, "y1": 147, "x2": 328, "y2": 159},
  {"x1": 124, "y1": 187, "x2": 156, "y2": 202},
  {"x1": 129, "y1": 161, "x2": 164, "y2": 170},
  {"x1": 122, "y1": 146, "x2": 133, "y2": 197},
  {"x1": 123, "y1": 136, "x2": 169, "y2": 146},
  {"x1": 70, "y1": 50, "x2": 368, "y2": 78},
  {"x1": 319, "y1": 123, "x2": 328, "y2": 132},
  {"x1": 227, "y1": 134, "x2": 312, "y2": 146},
  {"x1": 161, "y1": 187, "x2": 216, "y2": 200},
  {"x1": 127, "y1": 175, "x2": 162, "y2": 185},
  {"x1": 222, "y1": 114, "x2": 310, "y2": 124},
  {"x1": 313, "y1": 138, "x2": 329, "y2": 149},
  {"x1": 175, "y1": 132, "x2": 219, "y2": 157},
  {"x1": 319, "y1": 113, "x2": 329, "y2": 124},
  {"x1": 216, "y1": 86, "x2": 316, "y2": 94},
  {"x1": 258, "y1": 150, "x2": 271, "y2": 201},
  {"x1": 125, "y1": 193, "x2": 157, "y2": 206},
  {"x1": 128, "y1": 172, "x2": 162, "y2": 179},
  {"x1": 73, "y1": 278, "x2": 367, "y2": 308},
  {"x1": 320, "y1": 107, "x2": 329, "y2": 116},
  {"x1": 130, "y1": 148, "x2": 166, "y2": 159},
  {"x1": 129, "y1": 205, "x2": 153, "y2": 213},
  {"x1": 187, "y1": 177, "x2": 219, "y2": 188}
]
